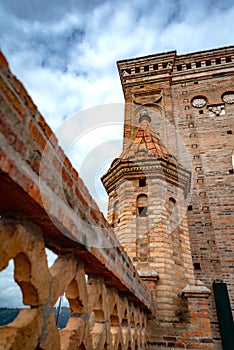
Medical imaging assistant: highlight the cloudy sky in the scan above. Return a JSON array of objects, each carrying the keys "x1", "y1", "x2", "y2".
[
  {"x1": 1, "y1": 0, "x2": 234, "y2": 212},
  {"x1": 1, "y1": 0, "x2": 234, "y2": 129},
  {"x1": 0, "y1": 0, "x2": 234, "y2": 307},
  {"x1": 1, "y1": 0, "x2": 234, "y2": 205}
]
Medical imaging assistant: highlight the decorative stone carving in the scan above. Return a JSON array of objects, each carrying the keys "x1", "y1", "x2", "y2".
[
  {"x1": 222, "y1": 92, "x2": 234, "y2": 104},
  {"x1": 191, "y1": 97, "x2": 207, "y2": 108},
  {"x1": 208, "y1": 104, "x2": 225, "y2": 116}
]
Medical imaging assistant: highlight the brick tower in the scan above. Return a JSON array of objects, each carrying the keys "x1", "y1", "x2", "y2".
[
  {"x1": 102, "y1": 109, "x2": 195, "y2": 320},
  {"x1": 102, "y1": 45, "x2": 234, "y2": 349}
]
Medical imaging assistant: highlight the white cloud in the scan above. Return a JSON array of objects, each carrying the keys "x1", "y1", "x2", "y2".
[
  {"x1": 160, "y1": 1, "x2": 234, "y2": 52},
  {"x1": 2, "y1": 0, "x2": 234, "y2": 132}
]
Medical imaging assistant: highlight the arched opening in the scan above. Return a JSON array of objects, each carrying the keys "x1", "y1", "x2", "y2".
[{"x1": 137, "y1": 194, "x2": 148, "y2": 217}]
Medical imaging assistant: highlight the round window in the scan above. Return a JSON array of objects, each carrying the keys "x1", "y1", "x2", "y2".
[
  {"x1": 222, "y1": 92, "x2": 234, "y2": 104},
  {"x1": 191, "y1": 96, "x2": 207, "y2": 108}
]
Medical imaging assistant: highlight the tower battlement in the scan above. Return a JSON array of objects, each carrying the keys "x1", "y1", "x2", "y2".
[{"x1": 117, "y1": 45, "x2": 234, "y2": 94}]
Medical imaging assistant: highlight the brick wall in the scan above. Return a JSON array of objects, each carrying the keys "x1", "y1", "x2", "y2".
[
  {"x1": 116, "y1": 45, "x2": 234, "y2": 349},
  {"x1": 171, "y1": 50, "x2": 234, "y2": 348}
]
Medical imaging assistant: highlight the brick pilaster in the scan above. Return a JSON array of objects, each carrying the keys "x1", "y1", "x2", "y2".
[{"x1": 182, "y1": 280, "x2": 214, "y2": 349}]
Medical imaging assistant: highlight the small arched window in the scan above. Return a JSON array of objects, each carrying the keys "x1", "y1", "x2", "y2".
[
  {"x1": 168, "y1": 197, "x2": 178, "y2": 230},
  {"x1": 137, "y1": 194, "x2": 148, "y2": 217},
  {"x1": 168, "y1": 197, "x2": 176, "y2": 215}
]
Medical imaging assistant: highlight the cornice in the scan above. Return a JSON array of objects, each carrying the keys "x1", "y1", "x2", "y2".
[
  {"x1": 101, "y1": 158, "x2": 191, "y2": 196},
  {"x1": 117, "y1": 46, "x2": 234, "y2": 93}
]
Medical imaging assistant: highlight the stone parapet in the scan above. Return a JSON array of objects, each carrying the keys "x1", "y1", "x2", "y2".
[
  {"x1": 117, "y1": 45, "x2": 234, "y2": 91},
  {"x1": 0, "y1": 51, "x2": 153, "y2": 349},
  {"x1": 0, "y1": 220, "x2": 148, "y2": 350}
]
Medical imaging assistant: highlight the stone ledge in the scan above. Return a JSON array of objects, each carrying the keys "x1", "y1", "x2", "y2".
[
  {"x1": 182, "y1": 280, "x2": 211, "y2": 298},
  {"x1": 138, "y1": 269, "x2": 159, "y2": 282}
]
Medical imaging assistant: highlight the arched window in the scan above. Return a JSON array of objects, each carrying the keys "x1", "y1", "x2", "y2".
[
  {"x1": 168, "y1": 197, "x2": 177, "y2": 228},
  {"x1": 137, "y1": 194, "x2": 148, "y2": 217},
  {"x1": 168, "y1": 197, "x2": 176, "y2": 214}
]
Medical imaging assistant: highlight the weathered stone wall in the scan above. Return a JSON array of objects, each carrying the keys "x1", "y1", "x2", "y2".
[{"x1": 0, "y1": 51, "x2": 152, "y2": 349}]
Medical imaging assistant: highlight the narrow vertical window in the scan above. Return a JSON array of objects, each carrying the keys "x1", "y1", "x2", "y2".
[
  {"x1": 139, "y1": 177, "x2": 146, "y2": 187},
  {"x1": 232, "y1": 150, "x2": 234, "y2": 170},
  {"x1": 136, "y1": 194, "x2": 149, "y2": 261},
  {"x1": 112, "y1": 200, "x2": 119, "y2": 228},
  {"x1": 168, "y1": 198, "x2": 183, "y2": 265},
  {"x1": 229, "y1": 150, "x2": 234, "y2": 174}
]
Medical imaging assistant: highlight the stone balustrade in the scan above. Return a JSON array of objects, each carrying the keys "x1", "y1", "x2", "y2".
[{"x1": 0, "y1": 220, "x2": 148, "y2": 350}]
